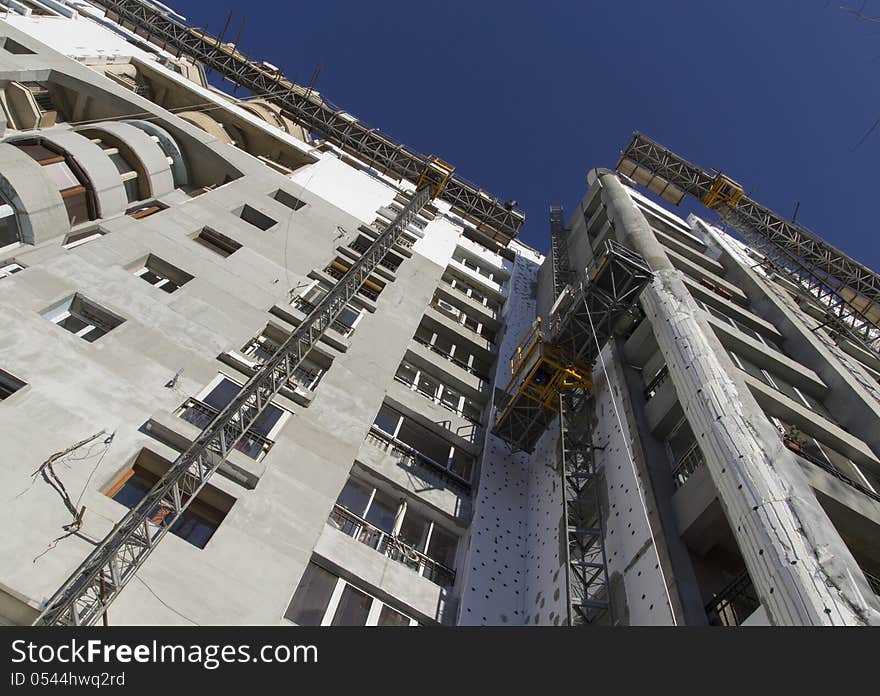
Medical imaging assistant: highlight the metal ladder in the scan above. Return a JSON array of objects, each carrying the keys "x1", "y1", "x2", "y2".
[{"x1": 34, "y1": 184, "x2": 434, "y2": 626}]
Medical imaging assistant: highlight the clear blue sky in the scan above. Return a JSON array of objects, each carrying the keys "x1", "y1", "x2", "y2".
[{"x1": 175, "y1": 0, "x2": 880, "y2": 269}]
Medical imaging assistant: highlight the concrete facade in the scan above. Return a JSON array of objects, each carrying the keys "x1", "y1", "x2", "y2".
[{"x1": 2, "y1": 3, "x2": 880, "y2": 627}]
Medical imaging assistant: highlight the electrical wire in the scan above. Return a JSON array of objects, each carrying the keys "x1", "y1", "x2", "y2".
[
  {"x1": 134, "y1": 575, "x2": 200, "y2": 626},
  {"x1": 583, "y1": 295, "x2": 679, "y2": 625}
]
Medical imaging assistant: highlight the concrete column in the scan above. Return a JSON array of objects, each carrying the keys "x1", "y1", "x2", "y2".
[{"x1": 593, "y1": 169, "x2": 880, "y2": 625}]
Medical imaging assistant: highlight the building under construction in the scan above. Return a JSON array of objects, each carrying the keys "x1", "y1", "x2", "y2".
[{"x1": 0, "y1": 0, "x2": 879, "y2": 627}]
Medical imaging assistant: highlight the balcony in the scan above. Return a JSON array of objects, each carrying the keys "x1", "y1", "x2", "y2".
[
  {"x1": 412, "y1": 334, "x2": 491, "y2": 383},
  {"x1": 783, "y1": 436, "x2": 880, "y2": 505},
  {"x1": 393, "y1": 370, "x2": 483, "y2": 430},
  {"x1": 291, "y1": 296, "x2": 357, "y2": 338},
  {"x1": 365, "y1": 426, "x2": 471, "y2": 493},
  {"x1": 327, "y1": 504, "x2": 455, "y2": 587},
  {"x1": 349, "y1": 236, "x2": 403, "y2": 273}
]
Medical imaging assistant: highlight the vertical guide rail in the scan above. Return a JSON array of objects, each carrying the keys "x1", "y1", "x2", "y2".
[
  {"x1": 34, "y1": 186, "x2": 433, "y2": 627},
  {"x1": 559, "y1": 390, "x2": 612, "y2": 626}
]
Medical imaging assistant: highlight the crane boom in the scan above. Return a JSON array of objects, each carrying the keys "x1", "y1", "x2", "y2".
[
  {"x1": 34, "y1": 161, "x2": 449, "y2": 626},
  {"x1": 89, "y1": 0, "x2": 523, "y2": 244},
  {"x1": 617, "y1": 132, "x2": 880, "y2": 351}
]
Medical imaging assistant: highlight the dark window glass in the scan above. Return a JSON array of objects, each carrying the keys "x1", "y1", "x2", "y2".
[
  {"x1": 364, "y1": 490, "x2": 397, "y2": 533},
  {"x1": 377, "y1": 605, "x2": 410, "y2": 626},
  {"x1": 284, "y1": 563, "x2": 337, "y2": 626},
  {"x1": 398, "y1": 510, "x2": 430, "y2": 551},
  {"x1": 426, "y1": 525, "x2": 458, "y2": 568},
  {"x1": 373, "y1": 404, "x2": 400, "y2": 436},
  {"x1": 331, "y1": 585, "x2": 371, "y2": 626},
  {"x1": 336, "y1": 479, "x2": 372, "y2": 517}
]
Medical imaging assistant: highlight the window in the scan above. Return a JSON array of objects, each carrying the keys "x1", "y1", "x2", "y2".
[
  {"x1": 272, "y1": 189, "x2": 306, "y2": 211},
  {"x1": 1, "y1": 37, "x2": 35, "y2": 55},
  {"x1": 62, "y1": 227, "x2": 105, "y2": 249},
  {"x1": 238, "y1": 204, "x2": 276, "y2": 231},
  {"x1": 0, "y1": 368, "x2": 26, "y2": 400},
  {"x1": 106, "y1": 450, "x2": 234, "y2": 549},
  {"x1": 128, "y1": 201, "x2": 167, "y2": 219},
  {"x1": 14, "y1": 141, "x2": 96, "y2": 225},
  {"x1": 0, "y1": 198, "x2": 21, "y2": 250},
  {"x1": 42, "y1": 294, "x2": 124, "y2": 342},
  {"x1": 133, "y1": 255, "x2": 193, "y2": 294},
  {"x1": 193, "y1": 227, "x2": 241, "y2": 257},
  {"x1": 394, "y1": 361, "x2": 484, "y2": 427},
  {"x1": 284, "y1": 562, "x2": 418, "y2": 626},
  {"x1": 0, "y1": 260, "x2": 24, "y2": 279},
  {"x1": 178, "y1": 375, "x2": 290, "y2": 461},
  {"x1": 329, "y1": 475, "x2": 459, "y2": 586}
]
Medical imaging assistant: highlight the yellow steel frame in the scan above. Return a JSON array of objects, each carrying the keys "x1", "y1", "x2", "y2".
[
  {"x1": 702, "y1": 173, "x2": 744, "y2": 210},
  {"x1": 497, "y1": 318, "x2": 592, "y2": 419},
  {"x1": 417, "y1": 157, "x2": 455, "y2": 199}
]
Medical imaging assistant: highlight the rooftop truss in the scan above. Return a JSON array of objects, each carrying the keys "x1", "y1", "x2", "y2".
[
  {"x1": 617, "y1": 132, "x2": 880, "y2": 352},
  {"x1": 93, "y1": 0, "x2": 524, "y2": 244}
]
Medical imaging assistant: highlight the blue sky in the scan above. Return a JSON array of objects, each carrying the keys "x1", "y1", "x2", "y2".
[{"x1": 175, "y1": 0, "x2": 880, "y2": 268}]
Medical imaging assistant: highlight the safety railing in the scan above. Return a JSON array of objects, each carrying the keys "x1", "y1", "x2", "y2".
[
  {"x1": 671, "y1": 444, "x2": 706, "y2": 489},
  {"x1": 411, "y1": 335, "x2": 491, "y2": 382},
  {"x1": 365, "y1": 426, "x2": 471, "y2": 492},
  {"x1": 705, "y1": 570, "x2": 761, "y2": 626},
  {"x1": 178, "y1": 398, "x2": 273, "y2": 461},
  {"x1": 327, "y1": 505, "x2": 455, "y2": 587}
]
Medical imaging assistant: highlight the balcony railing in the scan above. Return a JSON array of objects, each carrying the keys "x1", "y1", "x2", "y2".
[
  {"x1": 365, "y1": 426, "x2": 471, "y2": 492},
  {"x1": 672, "y1": 444, "x2": 705, "y2": 489},
  {"x1": 292, "y1": 297, "x2": 355, "y2": 337},
  {"x1": 644, "y1": 365, "x2": 669, "y2": 401},
  {"x1": 412, "y1": 335, "x2": 491, "y2": 382},
  {"x1": 707, "y1": 566, "x2": 880, "y2": 626},
  {"x1": 705, "y1": 570, "x2": 761, "y2": 627},
  {"x1": 327, "y1": 505, "x2": 455, "y2": 587},
  {"x1": 393, "y1": 373, "x2": 483, "y2": 428},
  {"x1": 783, "y1": 436, "x2": 880, "y2": 505},
  {"x1": 178, "y1": 398, "x2": 273, "y2": 461}
]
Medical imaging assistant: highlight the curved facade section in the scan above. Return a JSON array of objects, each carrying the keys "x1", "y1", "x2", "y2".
[
  {"x1": 123, "y1": 120, "x2": 188, "y2": 188},
  {"x1": 75, "y1": 121, "x2": 174, "y2": 201},
  {"x1": 6, "y1": 128, "x2": 127, "y2": 220},
  {"x1": 0, "y1": 142, "x2": 68, "y2": 246}
]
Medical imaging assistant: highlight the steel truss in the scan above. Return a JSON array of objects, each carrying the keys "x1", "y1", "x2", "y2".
[
  {"x1": 91, "y1": 0, "x2": 523, "y2": 244},
  {"x1": 34, "y1": 186, "x2": 433, "y2": 626},
  {"x1": 549, "y1": 205, "x2": 572, "y2": 299},
  {"x1": 559, "y1": 389, "x2": 612, "y2": 626},
  {"x1": 618, "y1": 132, "x2": 880, "y2": 353}
]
